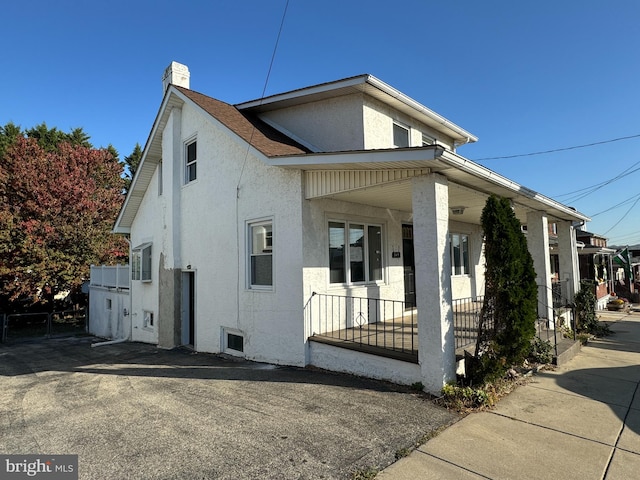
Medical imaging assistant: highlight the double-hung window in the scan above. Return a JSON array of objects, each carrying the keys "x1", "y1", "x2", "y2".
[
  {"x1": 132, "y1": 243, "x2": 152, "y2": 282},
  {"x1": 393, "y1": 122, "x2": 410, "y2": 148},
  {"x1": 329, "y1": 221, "x2": 383, "y2": 285},
  {"x1": 450, "y1": 233, "x2": 470, "y2": 276},
  {"x1": 249, "y1": 220, "x2": 273, "y2": 289},
  {"x1": 185, "y1": 140, "x2": 197, "y2": 183}
]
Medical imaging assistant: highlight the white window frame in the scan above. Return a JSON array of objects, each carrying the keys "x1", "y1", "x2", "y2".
[
  {"x1": 143, "y1": 310, "x2": 154, "y2": 329},
  {"x1": 185, "y1": 139, "x2": 197, "y2": 184},
  {"x1": 328, "y1": 219, "x2": 384, "y2": 286},
  {"x1": 422, "y1": 133, "x2": 435, "y2": 146},
  {"x1": 132, "y1": 243, "x2": 152, "y2": 282},
  {"x1": 222, "y1": 327, "x2": 245, "y2": 356},
  {"x1": 450, "y1": 233, "x2": 470, "y2": 276},
  {"x1": 248, "y1": 219, "x2": 273, "y2": 290},
  {"x1": 393, "y1": 121, "x2": 410, "y2": 148}
]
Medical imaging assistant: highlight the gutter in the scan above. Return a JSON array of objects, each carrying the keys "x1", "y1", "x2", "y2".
[{"x1": 436, "y1": 149, "x2": 591, "y2": 222}]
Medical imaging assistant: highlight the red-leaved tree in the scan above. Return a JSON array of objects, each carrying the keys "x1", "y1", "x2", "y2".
[{"x1": 0, "y1": 136, "x2": 127, "y2": 309}]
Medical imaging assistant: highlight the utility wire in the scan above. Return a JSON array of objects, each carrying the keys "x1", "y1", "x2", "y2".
[
  {"x1": 590, "y1": 192, "x2": 640, "y2": 217},
  {"x1": 235, "y1": 0, "x2": 290, "y2": 328},
  {"x1": 474, "y1": 133, "x2": 640, "y2": 161},
  {"x1": 602, "y1": 195, "x2": 640, "y2": 236},
  {"x1": 554, "y1": 161, "x2": 640, "y2": 200}
]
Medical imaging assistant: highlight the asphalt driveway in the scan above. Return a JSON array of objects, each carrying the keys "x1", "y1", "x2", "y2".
[{"x1": 0, "y1": 336, "x2": 458, "y2": 479}]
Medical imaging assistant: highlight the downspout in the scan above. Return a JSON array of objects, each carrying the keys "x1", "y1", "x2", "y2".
[{"x1": 92, "y1": 237, "x2": 133, "y2": 348}]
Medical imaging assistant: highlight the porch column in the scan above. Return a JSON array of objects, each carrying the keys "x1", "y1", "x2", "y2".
[
  {"x1": 526, "y1": 211, "x2": 553, "y2": 325},
  {"x1": 412, "y1": 173, "x2": 455, "y2": 394},
  {"x1": 557, "y1": 220, "x2": 579, "y2": 303}
]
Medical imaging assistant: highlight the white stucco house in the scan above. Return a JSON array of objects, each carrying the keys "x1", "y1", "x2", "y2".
[{"x1": 113, "y1": 62, "x2": 589, "y2": 394}]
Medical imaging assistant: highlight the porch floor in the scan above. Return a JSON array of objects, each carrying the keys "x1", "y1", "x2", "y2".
[
  {"x1": 310, "y1": 306, "x2": 569, "y2": 366},
  {"x1": 311, "y1": 316, "x2": 419, "y2": 363},
  {"x1": 309, "y1": 305, "x2": 484, "y2": 364}
]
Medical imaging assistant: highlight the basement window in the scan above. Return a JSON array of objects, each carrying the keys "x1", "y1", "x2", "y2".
[{"x1": 223, "y1": 328, "x2": 245, "y2": 355}]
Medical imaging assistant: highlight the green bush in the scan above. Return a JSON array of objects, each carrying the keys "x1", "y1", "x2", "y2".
[{"x1": 529, "y1": 337, "x2": 553, "y2": 364}]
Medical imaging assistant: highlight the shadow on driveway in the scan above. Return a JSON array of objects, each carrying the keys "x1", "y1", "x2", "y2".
[{"x1": 0, "y1": 336, "x2": 458, "y2": 480}]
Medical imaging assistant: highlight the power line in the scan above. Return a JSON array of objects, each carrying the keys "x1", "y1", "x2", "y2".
[
  {"x1": 602, "y1": 195, "x2": 640, "y2": 236},
  {"x1": 474, "y1": 133, "x2": 640, "y2": 161},
  {"x1": 590, "y1": 192, "x2": 640, "y2": 217}
]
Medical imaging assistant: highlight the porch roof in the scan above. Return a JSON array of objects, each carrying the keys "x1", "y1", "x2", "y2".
[{"x1": 268, "y1": 146, "x2": 591, "y2": 225}]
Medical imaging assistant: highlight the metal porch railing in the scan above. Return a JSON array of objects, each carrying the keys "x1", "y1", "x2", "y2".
[
  {"x1": 305, "y1": 292, "x2": 417, "y2": 362},
  {"x1": 453, "y1": 296, "x2": 485, "y2": 351}
]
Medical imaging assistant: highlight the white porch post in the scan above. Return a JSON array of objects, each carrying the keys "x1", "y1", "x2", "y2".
[
  {"x1": 557, "y1": 220, "x2": 579, "y2": 303},
  {"x1": 412, "y1": 174, "x2": 455, "y2": 394},
  {"x1": 526, "y1": 211, "x2": 554, "y2": 326}
]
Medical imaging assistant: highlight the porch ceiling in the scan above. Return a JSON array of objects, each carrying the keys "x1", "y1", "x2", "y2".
[{"x1": 288, "y1": 148, "x2": 590, "y2": 226}]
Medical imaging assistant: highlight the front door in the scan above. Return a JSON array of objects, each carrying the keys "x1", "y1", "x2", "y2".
[{"x1": 402, "y1": 224, "x2": 416, "y2": 308}]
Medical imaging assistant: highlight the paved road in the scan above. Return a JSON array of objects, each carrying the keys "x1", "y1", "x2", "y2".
[{"x1": 0, "y1": 337, "x2": 457, "y2": 479}]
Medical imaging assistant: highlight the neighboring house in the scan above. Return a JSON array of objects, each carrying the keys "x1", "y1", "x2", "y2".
[
  {"x1": 113, "y1": 62, "x2": 589, "y2": 394},
  {"x1": 576, "y1": 230, "x2": 616, "y2": 309}
]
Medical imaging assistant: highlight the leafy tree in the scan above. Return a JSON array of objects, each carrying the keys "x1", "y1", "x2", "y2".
[
  {"x1": 123, "y1": 143, "x2": 142, "y2": 193},
  {"x1": 0, "y1": 134, "x2": 127, "y2": 310},
  {"x1": 469, "y1": 195, "x2": 538, "y2": 383},
  {"x1": 0, "y1": 122, "x2": 22, "y2": 158}
]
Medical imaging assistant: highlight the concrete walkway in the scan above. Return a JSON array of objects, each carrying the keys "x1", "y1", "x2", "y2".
[{"x1": 378, "y1": 309, "x2": 640, "y2": 480}]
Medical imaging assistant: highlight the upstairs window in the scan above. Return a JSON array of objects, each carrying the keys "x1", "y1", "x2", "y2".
[
  {"x1": 422, "y1": 133, "x2": 435, "y2": 146},
  {"x1": 249, "y1": 220, "x2": 273, "y2": 289},
  {"x1": 132, "y1": 243, "x2": 152, "y2": 282},
  {"x1": 450, "y1": 233, "x2": 470, "y2": 276},
  {"x1": 393, "y1": 122, "x2": 410, "y2": 148},
  {"x1": 185, "y1": 140, "x2": 197, "y2": 183}
]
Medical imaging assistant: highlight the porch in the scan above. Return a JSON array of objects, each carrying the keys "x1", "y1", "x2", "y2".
[
  {"x1": 305, "y1": 293, "x2": 486, "y2": 364},
  {"x1": 306, "y1": 292, "x2": 572, "y2": 368}
]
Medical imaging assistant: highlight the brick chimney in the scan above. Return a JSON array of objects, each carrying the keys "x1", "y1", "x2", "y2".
[{"x1": 162, "y1": 61, "x2": 190, "y2": 93}]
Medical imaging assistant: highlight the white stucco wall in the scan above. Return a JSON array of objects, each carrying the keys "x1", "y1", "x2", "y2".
[
  {"x1": 259, "y1": 94, "x2": 365, "y2": 151},
  {"x1": 88, "y1": 287, "x2": 130, "y2": 340},
  {"x1": 128, "y1": 160, "x2": 162, "y2": 345},
  {"x1": 363, "y1": 97, "x2": 455, "y2": 150},
  {"x1": 129, "y1": 100, "x2": 307, "y2": 366},
  {"x1": 309, "y1": 342, "x2": 422, "y2": 386}
]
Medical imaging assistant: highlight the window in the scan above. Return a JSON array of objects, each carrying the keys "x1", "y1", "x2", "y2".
[
  {"x1": 227, "y1": 333, "x2": 244, "y2": 352},
  {"x1": 393, "y1": 122, "x2": 409, "y2": 148},
  {"x1": 132, "y1": 243, "x2": 152, "y2": 282},
  {"x1": 329, "y1": 221, "x2": 383, "y2": 284},
  {"x1": 249, "y1": 221, "x2": 273, "y2": 288},
  {"x1": 185, "y1": 140, "x2": 197, "y2": 183},
  {"x1": 422, "y1": 133, "x2": 435, "y2": 146},
  {"x1": 143, "y1": 311, "x2": 154, "y2": 329},
  {"x1": 450, "y1": 233, "x2": 470, "y2": 276},
  {"x1": 131, "y1": 251, "x2": 141, "y2": 281}
]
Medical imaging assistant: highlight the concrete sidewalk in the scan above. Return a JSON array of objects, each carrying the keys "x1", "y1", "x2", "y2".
[{"x1": 378, "y1": 310, "x2": 640, "y2": 480}]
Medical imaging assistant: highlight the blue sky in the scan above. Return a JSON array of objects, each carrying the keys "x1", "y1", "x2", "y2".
[{"x1": 3, "y1": 0, "x2": 640, "y2": 245}]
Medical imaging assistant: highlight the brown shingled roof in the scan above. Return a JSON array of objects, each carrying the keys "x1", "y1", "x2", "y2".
[{"x1": 175, "y1": 86, "x2": 309, "y2": 157}]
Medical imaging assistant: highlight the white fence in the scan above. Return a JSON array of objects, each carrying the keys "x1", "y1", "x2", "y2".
[{"x1": 90, "y1": 264, "x2": 130, "y2": 289}]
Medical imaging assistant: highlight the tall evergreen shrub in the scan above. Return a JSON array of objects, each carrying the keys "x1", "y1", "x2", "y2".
[{"x1": 469, "y1": 195, "x2": 538, "y2": 383}]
